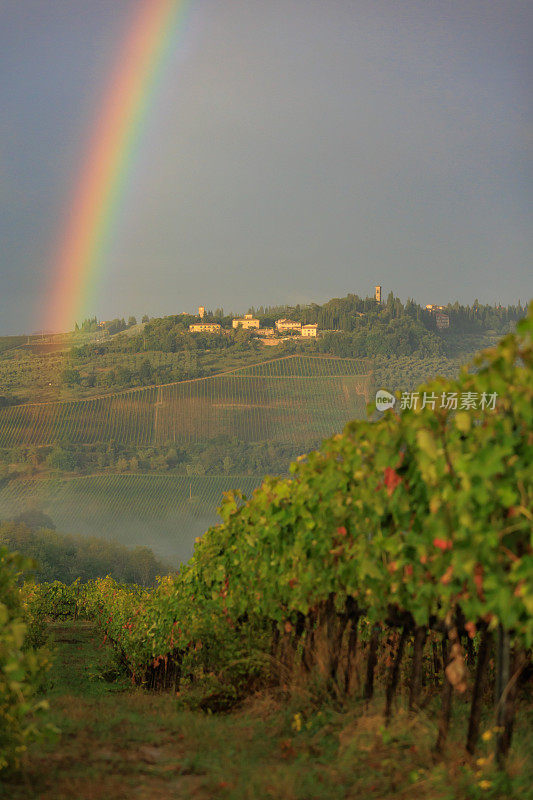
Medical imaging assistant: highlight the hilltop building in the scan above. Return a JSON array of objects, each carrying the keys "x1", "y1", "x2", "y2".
[
  {"x1": 375, "y1": 285, "x2": 382, "y2": 303},
  {"x1": 198, "y1": 306, "x2": 205, "y2": 319},
  {"x1": 232, "y1": 314, "x2": 260, "y2": 330},
  {"x1": 301, "y1": 323, "x2": 318, "y2": 338},
  {"x1": 189, "y1": 322, "x2": 222, "y2": 333},
  {"x1": 425, "y1": 304, "x2": 450, "y2": 329},
  {"x1": 275, "y1": 319, "x2": 301, "y2": 333}
]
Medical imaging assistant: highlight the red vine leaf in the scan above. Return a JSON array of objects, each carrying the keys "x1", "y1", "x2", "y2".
[{"x1": 383, "y1": 466, "x2": 402, "y2": 496}]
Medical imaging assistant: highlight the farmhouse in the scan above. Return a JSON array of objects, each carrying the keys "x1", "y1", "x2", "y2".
[
  {"x1": 435, "y1": 312, "x2": 450, "y2": 330},
  {"x1": 301, "y1": 324, "x2": 318, "y2": 338},
  {"x1": 425, "y1": 304, "x2": 450, "y2": 329},
  {"x1": 275, "y1": 319, "x2": 301, "y2": 333},
  {"x1": 232, "y1": 314, "x2": 260, "y2": 330},
  {"x1": 189, "y1": 323, "x2": 222, "y2": 333}
]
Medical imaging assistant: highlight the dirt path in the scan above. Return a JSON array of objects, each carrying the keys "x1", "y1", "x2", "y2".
[{"x1": 2, "y1": 623, "x2": 233, "y2": 800}]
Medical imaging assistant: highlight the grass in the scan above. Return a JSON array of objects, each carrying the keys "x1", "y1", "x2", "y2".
[{"x1": 2, "y1": 622, "x2": 532, "y2": 800}]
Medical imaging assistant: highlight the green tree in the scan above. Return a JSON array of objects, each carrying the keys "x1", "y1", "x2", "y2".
[
  {"x1": 223, "y1": 456, "x2": 232, "y2": 474},
  {"x1": 139, "y1": 359, "x2": 153, "y2": 384},
  {"x1": 61, "y1": 367, "x2": 81, "y2": 387},
  {"x1": 47, "y1": 446, "x2": 77, "y2": 471}
]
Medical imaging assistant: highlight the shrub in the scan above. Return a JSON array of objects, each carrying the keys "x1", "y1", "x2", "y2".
[{"x1": 0, "y1": 548, "x2": 50, "y2": 773}]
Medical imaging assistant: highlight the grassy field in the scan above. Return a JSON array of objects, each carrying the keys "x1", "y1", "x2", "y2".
[
  {"x1": 0, "y1": 350, "x2": 66, "y2": 399},
  {"x1": 3, "y1": 621, "x2": 531, "y2": 800},
  {"x1": 0, "y1": 335, "x2": 27, "y2": 353},
  {"x1": 0, "y1": 474, "x2": 262, "y2": 561},
  {"x1": 0, "y1": 349, "x2": 190, "y2": 402},
  {"x1": 0, "y1": 332, "x2": 109, "y2": 402}
]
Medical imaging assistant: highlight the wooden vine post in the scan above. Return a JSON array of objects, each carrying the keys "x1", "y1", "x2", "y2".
[
  {"x1": 435, "y1": 637, "x2": 453, "y2": 753},
  {"x1": 466, "y1": 628, "x2": 492, "y2": 754},
  {"x1": 344, "y1": 597, "x2": 360, "y2": 695},
  {"x1": 385, "y1": 625, "x2": 408, "y2": 722},
  {"x1": 494, "y1": 626, "x2": 526, "y2": 765},
  {"x1": 495, "y1": 624, "x2": 510, "y2": 765},
  {"x1": 408, "y1": 626, "x2": 427, "y2": 711},
  {"x1": 431, "y1": 638, "x2": 442, "y2": 686},
  {"x1": 364, "y1": 624, "x2": 380, "y2": 702}
]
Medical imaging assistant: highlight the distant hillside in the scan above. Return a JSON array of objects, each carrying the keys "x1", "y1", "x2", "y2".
[{"x1": 0, "y1": 519, "x2": 171, "y2": 584}]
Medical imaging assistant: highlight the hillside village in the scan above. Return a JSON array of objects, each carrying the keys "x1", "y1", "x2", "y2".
[
  {"x1": 188, "y1": 286, "x2": 451, "y2": 343},
  {"x1": 189, "y1": 310, "x2": 318, "y2": 343},
  {"x1": 186, "y1": 289, "x2": 389, "y2": 342}
]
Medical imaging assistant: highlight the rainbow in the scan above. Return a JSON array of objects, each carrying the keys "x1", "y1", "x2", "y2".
[{"x1": 45, "y1": 0, "x2": 192, "y2": 333}]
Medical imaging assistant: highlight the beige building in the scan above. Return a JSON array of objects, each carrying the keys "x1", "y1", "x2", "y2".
[
  {"x1": 189, "y1": 323, "x2": 222, "y2": 333},
  {"x1": 301, "y1": 323, "x2": 318, "y2": 338},
  {"x1": 275, "y1": 318, "x2": 301, "y2": 333},
  {"x1": 426, "y1": 304, "x2": 446, "y2": 312},
  {"x1": 255, "y1": 327, "x2": 275, "y2": 336},
  {"x1": 375, "y1": 285, "x2": 382, "y2": 303},
  {"x1": 198, "y1": 306, "x2": 205, "y2": 319},
  {"x1": 435, "y1": 313, "x2": 450, "y2": 330},
  {"x1": 232, "y1": 314, "x2": 260, "y2": 329}
]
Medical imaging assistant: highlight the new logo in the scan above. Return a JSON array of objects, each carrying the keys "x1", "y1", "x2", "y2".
[{"x1": 375, "y1": 389, "x2": 396, "y2": 412}]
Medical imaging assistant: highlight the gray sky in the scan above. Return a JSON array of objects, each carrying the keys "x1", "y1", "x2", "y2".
[{"x1": 0, "y1": 0, "x2": 531, "y2": 333}]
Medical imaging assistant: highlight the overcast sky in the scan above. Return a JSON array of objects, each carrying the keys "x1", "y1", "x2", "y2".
[{"x1": 0, "y1": 0, "x2": 531, "y2": 333}]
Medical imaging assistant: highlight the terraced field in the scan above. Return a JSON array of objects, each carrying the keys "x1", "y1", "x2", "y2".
[{"x1": 0, "y1": 355, "x2": 373, "y2": 448}]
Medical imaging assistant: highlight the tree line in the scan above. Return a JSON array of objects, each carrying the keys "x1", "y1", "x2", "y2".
[
  {"x1": 0, "y1": 436, "x2": 302, "y2": 478},
  {"x1": 0, "y1": 520, "x2": 170, "y2": 585}
]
